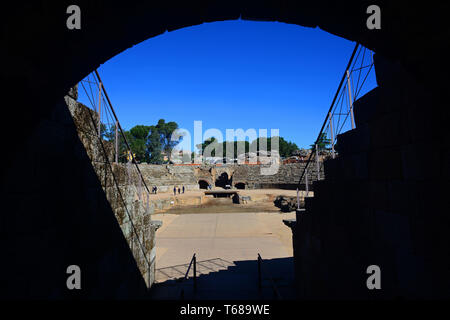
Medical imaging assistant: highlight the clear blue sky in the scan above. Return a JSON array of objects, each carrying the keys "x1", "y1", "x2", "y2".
[{"x1": 79, "y1": 20, "x2": 377, "y2": 151}]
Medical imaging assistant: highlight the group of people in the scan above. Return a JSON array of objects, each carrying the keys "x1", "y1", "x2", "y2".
[
  {"x1": 173, "y1": 185, "x2": 185, "y2": 195},
  {"x1": 151, "y1": 185, "x2": 186, "y2": 195}
]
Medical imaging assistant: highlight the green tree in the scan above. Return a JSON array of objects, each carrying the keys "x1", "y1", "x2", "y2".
[
  {"x1": 196, "y1": 137, "x2": 219, "y2": 157},
  {"x1": 123, "y1": 125, "x2": 151, "y2": 163},
  {"x1": 251, "y1": 136, "x2": 299, "y2": 158},
  {"x1": 223, "y1": 140, "x2": 250, "y2": 158},
  {"x1": 278, "y1": 137, "x2": 299, "y2": 158},
  {"x1": 155, "y1": 119, "x2": 182, "y2": 162},
  {"x1": 310, "y1": 133, "x2": 331, "y2": 153},
  {"x1": 147, "y1": 126, "x2": 163, "y2": 164},
  {"x1": 100, "y1": 123, "x2": 116, "y2": 141},
  {"x1": 145, "y1": 119, "x2": 182, "y2": 164}
]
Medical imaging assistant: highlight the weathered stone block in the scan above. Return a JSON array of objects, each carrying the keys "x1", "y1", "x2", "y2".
[
  {"x1": 335, "y1": 123, "x2": 370, "y2": 156},
  {"x1": 401, "y1": 143, "x2": 441, "y2": 181},
  {"x1": 67, "y1": 85, "x2": 78, "y2": 100},
  {"x1": 370, "y1": 110, "x2": 409, "y2": 148},
  {"x1": 353, "y1": 87, "x2": 380, "y2": 127},
  {"x1": 341, "y1": 152, "x2": 369, "y2": 181},
  {"x1": 323, "y1": 158, "x2": 342, "y2": 181},
  {"x1": 368, "y1": 147, "x2": 403, "y2": 180},
  {"x1": 386, "y1": 180, "x2": 409, "y2": 213}
]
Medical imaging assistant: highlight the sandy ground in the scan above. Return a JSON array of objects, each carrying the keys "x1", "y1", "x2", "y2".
[
  {"x1": 149, "y1": 188, "x2": 309, "y2": 282},
  {"x1": 153, "y1": 210, "x2": 295, "y2": 282},
  {"x1": 147, "y1": 188, "x2": 311, "y2": 200}
]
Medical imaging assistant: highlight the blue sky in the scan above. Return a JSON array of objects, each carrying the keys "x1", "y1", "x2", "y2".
[{"x1": 79, "y1": 19, "x2": 377, "y2": 151}]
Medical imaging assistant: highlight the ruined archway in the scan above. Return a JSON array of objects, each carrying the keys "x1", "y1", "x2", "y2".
[
  {"x1": 198, "y1": 180, "x2": 210, "y2": 189},
  {"x1": 2, "y1": 1, "x2": 449, "y2": 300},
  {"x1": 235, "y1": 182, "x2": 246, "y2": 190},
  {"x1": 215, "y1": 172, "x2": 231, "y2": 189},
  {"x1": 5, "y1": 2, "x2": 444, "y2": 150}
]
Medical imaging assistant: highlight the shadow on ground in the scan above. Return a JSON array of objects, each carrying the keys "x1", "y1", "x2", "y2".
[{"x1": 149, "y1": 257, "x2": 296, "y2": 300}]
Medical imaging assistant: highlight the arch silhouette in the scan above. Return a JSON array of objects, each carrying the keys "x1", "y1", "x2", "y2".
[
  {"x1": 235, "y1": 182, "x2": 246, "y2": 190},
  {"x1": 3, "y1": 1, "x2": 449, "y2": 300},
  {"x1": 215, "y1": 172, "x2": 231, "y2": 189},
  {"x1": 198, "y1": 180, "x2": 210, "y2": 189}
]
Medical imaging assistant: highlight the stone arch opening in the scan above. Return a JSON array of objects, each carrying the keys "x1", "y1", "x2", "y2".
[
  {"x1": 3, "y1": 1, "x2": 448, "y2": 300},
  {"x1": 235, "y1": 182, "x2": 246, "y2": 190},
  {"x1": 5, "y1": 3, "x2": 443, "y2": 171},
  {"x1": 215, "y1": 172, "x2": 231, "y2": 189},
  {"x1": 198, "y1": 180, "x2": 209, "y2": 189}
]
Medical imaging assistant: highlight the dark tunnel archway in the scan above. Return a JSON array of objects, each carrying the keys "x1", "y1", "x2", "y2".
[
  {"x1": 215, "y1": 172, "x2": 231, "y2": 189},
  {"x1": 235, "y1": 182, "x2": 246, "y2": 190},
  {"x1": 198, "y1": 180, "x2": 210, "y2": 189},
  {"x1": 5, "y1": 1, "x2": 444, "y2": 126},
  {"x1": 2, "y1": 1, "x2": 450, "y2": 300}
]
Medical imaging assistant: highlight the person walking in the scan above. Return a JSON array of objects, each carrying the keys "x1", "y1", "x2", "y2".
[
  {"x1": 178, "y1": 187, "x2": 181, "y2": 194},
  {"x1": 173, "y1": 186, "x2": 177, "y2": 196},
  {"x1": 182, "y1": 186, "x2": 185, "y2": 194}
]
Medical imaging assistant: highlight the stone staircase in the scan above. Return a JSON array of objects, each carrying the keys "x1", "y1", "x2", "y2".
[
  {"x1": 294, "y1": 81, "x2": 398, "y2": 299},
  {"x1": 291, "y1": 54, "x2": 450, "y2": 299}
]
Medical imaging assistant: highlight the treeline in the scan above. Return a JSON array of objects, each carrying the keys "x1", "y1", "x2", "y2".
[
  {"x1": 102, "y1": 119, "x2": 316, "y2": 163},
  {"x1": 196, "y1": 136, "x2": 300, "y2": 158},
  {"x1": 102, "y1": 119, "x2": 182, "y2": 164}
]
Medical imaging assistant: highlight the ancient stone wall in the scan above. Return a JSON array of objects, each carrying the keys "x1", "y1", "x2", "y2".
[
  {"x1": 67, "y1": 95, "x2": 158, "y2": 289},
  {"x1": 3, "y1": 1, "x2": 449, "y2": 301},
  {"x1": 288, "y1": 54, "x2": 450, "y2": 299},
  {"x1": 137, "y1": 163, "x2": 323, "y2": 191},
  {"x1": 232, "y1": 163, "x2": 324, "y2": 189},
  {"x1": 138, "y1": 164, "x2": 199, "y2": 192},
  {"x1": 0, "y1": 95, "x2": 151, "y2": 298}
]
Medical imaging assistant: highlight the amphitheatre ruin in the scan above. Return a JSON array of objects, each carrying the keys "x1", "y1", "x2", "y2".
[
  {"x1": 67, "y1": 89, "x2": 319, "y2": 298},
  {"x1": 2, "y1": 1, "x2": 449, "y2": 302}
]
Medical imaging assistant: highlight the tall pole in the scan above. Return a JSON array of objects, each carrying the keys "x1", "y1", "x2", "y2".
[
  {"x1": 258, "y1": 255, "x2": 262, "y2": 292},
  {"x1": 296, "y1": 43, "x2": 359, "y2": 187},
  {"x1": 115, "y1": 120, "x2": 119, "y2": 163},
  {"x1": 346, "y1": 70, "x2": 356, "y2": 129},
  {"x1": 329, "y1": 112, "x2": 335, "y2": 159},
  {"x1": 94, "y1": 69, "x2": 151, "y2": 195},
  {"x1": 193, "y1": 254, "x2": 197, "y2": 293},
  {"x1": 98, "y1": 82, "x2": 102, "y2": 137},
  {"x1": 305, "y1": 167, "x2": 309, "y2": 196},
  {"x1": 315, "y1": 144, "x2": 320, "y2": 181}
]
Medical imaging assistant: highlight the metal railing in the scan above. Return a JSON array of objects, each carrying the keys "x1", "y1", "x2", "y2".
[
  {"x1": 77, "y1": 70, "x2": 154, "y2": 286},
  {"x1": 298, "y1": 43, "x2": 375, "y2": 193},
  {"x1": 179, "y1": 253, "x2": 197, "y2": 299},
  {"x1": 257, "y1": 253, "x2": 282, "y2": 300},
  {"x1": 79, "y1": 70, "x2": 153, "y2": 204}
]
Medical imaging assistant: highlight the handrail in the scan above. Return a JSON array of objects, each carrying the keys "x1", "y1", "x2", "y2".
[
  {"x1": 297, "y1": 43, "x2": 374, "y2": 192},
  {"x1": 83, "y1": 102, "x2": 153, "y2": 286},
  {"x1": 78, "y1": 70, "x2": 154, "y2": 286},
  {"x1": 257, "y1": 253, "x2": 282, "y2": 300},
  {"x1": 179, "y1": 253, "x2": 197, "y2": 299},
  {"x1": 297, "y1": 43, "x2": 360, "y2": 188},
  {"x1": 93, "y1": 70, "x2": 151, "y2": 195}
]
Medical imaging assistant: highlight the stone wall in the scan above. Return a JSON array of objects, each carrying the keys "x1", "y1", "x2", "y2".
[
  {"x1": 137, "y1": 163, "x2": 323, "y2": 191},
  {"x1": 0, "y1": 96, "x2": 150, "y2": 299},
  {"x1": 232, "y1": 163, "x2": 323, "y2": 190},
  {"x1": 287, "y1": 54, "x2": 450, "y2": 299},
  {"x1": 138, "y1": 164, "x2": 199, "y2": 192},
  {"x1": 66, "y1": 94, "x2": 158, "y2": 289},
  {"x1": 2, "y1": 1, "x2": 449, "y2": 300}
]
